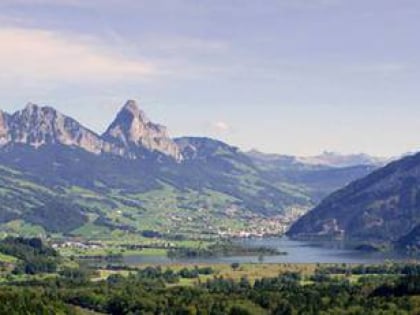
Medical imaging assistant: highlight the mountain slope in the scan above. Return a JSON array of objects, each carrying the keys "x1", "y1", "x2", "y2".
[
  {"x1": 398, "y1": 224, "x2": 420, "y2": 248},
  {"x1": 0, "y1": 137, "x2": 310, "y2": 235},
  {"x1": 0, "y1": 164, "x2": 87, "y2": 234},
  {"x1": 288, "y1": 152, "x2": 420, "y2": 246},
  {"x1": 174, "y1": 137, "x2": 310, "y2": 214}
]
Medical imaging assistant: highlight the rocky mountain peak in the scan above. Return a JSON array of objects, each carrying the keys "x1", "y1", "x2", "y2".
[
  {"x1": 106, "y1": 100, "x2": 151, "y2": 143},
  {"x1": 103, "y1": 100, "x2": 182, "y2": 161},
  {"x1": 24, "y1": 102, "x2": 38, "y2": 111},
  {"x1": 17, "y1": 103, "x2": 57, "y2": 126},
  {"x1": 121, "y1": 100, "x2": 148, "y2": 121},
  {"x1": 2, "y1": 103, "x2": 104, "y2": 153},
  {"x1": 19, "y1": 103, "x2": 58, "y2": 119},
  {"x1": 0, "y1": 101, "x2": 182, "y2": 161}
]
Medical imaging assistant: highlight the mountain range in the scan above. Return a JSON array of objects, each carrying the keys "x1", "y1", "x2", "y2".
[
  {"x1": 247, "y1": 150, "x2": 388, "y2": 168},
  {"x1": 288, "y1": 152, "x2": 420, "y2": 248},
  {"x1": 0, "y1": 101, "x2": 381, "y2": 238},
  {"x1": 246, "y1": 150, "x2": 379, "y2": 203},
  {"x1": 0, "y1": 101, "x2": 181, "y2": 161}
]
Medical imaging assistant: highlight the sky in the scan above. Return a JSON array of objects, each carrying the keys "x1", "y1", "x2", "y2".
[{"x1": 0, "y1": 0, "x2": 419, "y2": 157}]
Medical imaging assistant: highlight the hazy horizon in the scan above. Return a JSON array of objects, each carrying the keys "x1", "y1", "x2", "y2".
[{"x1": 0, "y1": 0, "x2": 419, "y2": 156}]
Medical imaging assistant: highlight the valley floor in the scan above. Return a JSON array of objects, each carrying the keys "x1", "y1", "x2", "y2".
[{"x1": 1, "y1": 236, "x2": 420, "y2": 314}]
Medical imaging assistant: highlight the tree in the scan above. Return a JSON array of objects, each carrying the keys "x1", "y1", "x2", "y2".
[
  {"x1": 231, "y1": 262, "x2": 240, "y2": 271},
  {"x1": 229, "y1": 305, "x2": 253, "y2": 315}
]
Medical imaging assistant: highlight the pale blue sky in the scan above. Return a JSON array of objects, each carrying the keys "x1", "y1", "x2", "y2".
[{"x1": 0, "y1": 0, "x2": 419, "y2": 156}]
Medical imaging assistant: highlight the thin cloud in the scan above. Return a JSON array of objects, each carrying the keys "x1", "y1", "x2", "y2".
[
  {"x1": 0, "y1": 27, "x2": 157, "y2": 83},
  {"x1": 345, "y1": 63, "x2": 407, "y2": 76},
  {"x1": 211, "y1": 121, "x2": 232, "y2": 134}
]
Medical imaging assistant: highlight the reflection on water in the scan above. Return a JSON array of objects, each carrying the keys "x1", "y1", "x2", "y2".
[{"x1": 122, "y1": 237, "x2": 419, "y2": 265}]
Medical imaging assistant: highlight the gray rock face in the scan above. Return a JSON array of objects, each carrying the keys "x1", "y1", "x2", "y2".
[
  {"x1": 0, "y1": 111, "x2": 10, "y2": 146},
  {"x1": 0, "y1": 101, "x2": 182, "y2": 161},
  {"x1": 3, "y1": 103, "x2": 104, "y2": 154},
  {"x1": 103, "y1": 100, "x2": 182, "y2": 161}
]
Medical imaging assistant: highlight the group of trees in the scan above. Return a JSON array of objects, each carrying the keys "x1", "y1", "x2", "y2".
[
  {"x1": 0, "y1": 237, "x2": 60, "y2": 274},
  {"x1": 0, "y1": 264, "x2": 419, "y2": 314},
  {"x1": 167, "y1": 242, "x2": 281, "y2": 258},
  {"x1": 315, "y1": 263, "x2": 420, "y2": 276},
  {"x1": 128, "y1": 265, "x2": 215, "y2": 283},
  {"x1": 0, "y1": 288, "x2": 75, "y2": 315}
]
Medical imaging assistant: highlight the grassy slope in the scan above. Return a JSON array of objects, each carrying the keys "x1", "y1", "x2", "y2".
[
  {"x1": 0, "y1": 142, "x2": 316, "y2": 238},
  {"x1": 0, "y1": 252, "x2": 17, "y2": 263},
  {"x1": 0, "y1": 162, "x2": 305, "y2": 238}
]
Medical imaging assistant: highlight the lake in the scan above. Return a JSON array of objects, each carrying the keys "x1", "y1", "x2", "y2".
[{"x1": 123, "y1": 237, "x2": 419, "y2": 265}]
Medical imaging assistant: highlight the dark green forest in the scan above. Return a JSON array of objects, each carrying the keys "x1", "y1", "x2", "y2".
[{"x1": 1, "y1": 265, "x2": 419, "y2": 314}]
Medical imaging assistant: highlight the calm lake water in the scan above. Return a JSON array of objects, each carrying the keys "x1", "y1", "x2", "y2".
[{"x1": 123, "y1": 237, "x2": 419, "y2": 265}]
